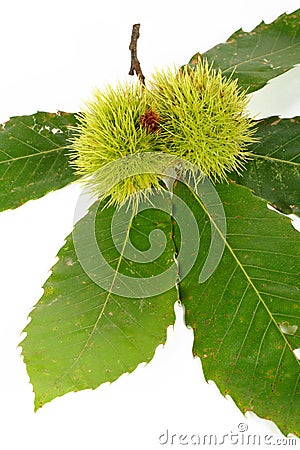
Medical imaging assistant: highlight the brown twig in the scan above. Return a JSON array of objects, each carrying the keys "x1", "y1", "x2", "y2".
[{"x1": 129, "y1": 24, "x2": 145, "y2": 86}]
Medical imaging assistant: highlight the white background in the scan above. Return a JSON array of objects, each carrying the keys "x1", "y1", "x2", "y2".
[{"x1": 0, "y1": 1, "x2": 300, "y2": 449}]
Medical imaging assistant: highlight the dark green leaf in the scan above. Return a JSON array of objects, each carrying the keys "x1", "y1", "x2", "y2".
[
  {"x1": 175, "y1": 181, "x2": 300, "y2": 436},
  {"x1": 230, "y1": 116, "x2": 300, "y2": 215},
  {"x1": 0, "y1": 112, "x2": 79, "y2": 212},
  {"x1": 189, "y1": 9, "x2": 300, "y2": 92},
  {"x1": 21, "y1": 196, "x2": 177, "y2": 409}
]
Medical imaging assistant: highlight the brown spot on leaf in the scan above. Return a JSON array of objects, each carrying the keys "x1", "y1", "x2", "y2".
[
  {"x1": 189, "y1": 52, "x2": 202, "y2": 65},
  {"x1": 271, "y1": 118, "x2": 282, "y2": 126}
]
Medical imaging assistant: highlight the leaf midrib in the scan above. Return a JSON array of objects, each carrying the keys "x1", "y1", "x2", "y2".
[
  {"x1": 0, "y1": 146, "x2": 67, "y2": 164},
  {"x1": 251, "y1": 153, "x2": 300, "y2": 166},
  {"x1": 221, "y1": 33, "x2": 300, "y2": 75},
  {"x1": 188, "y1": 185, "x2": 300, "y2": 366},
  {"x1": 56, "y1": 192, "x2": 180, "y2": 386},
  {"x1": 59, "y1": 206, "x2": 137, "y2": 380}
]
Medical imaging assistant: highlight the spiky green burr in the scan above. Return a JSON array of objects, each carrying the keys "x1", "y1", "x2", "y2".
[
  {"x1": 69, "y1": 83, "x2": 164, "y2": 207},
  {"x1": 149, "y1": 58, "x2": 256, "y2": 182},
  {"x1": 70, "y1": 58, "x2": 256, "y2": 207}
]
